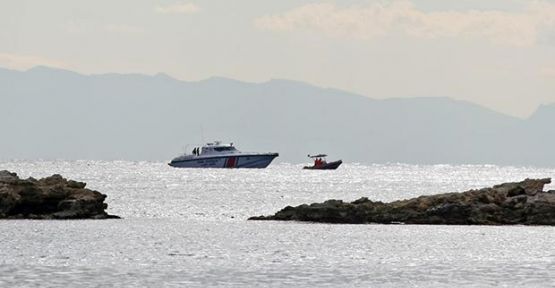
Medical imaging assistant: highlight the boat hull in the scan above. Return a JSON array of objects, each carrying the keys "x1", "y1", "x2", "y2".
[
  {"x1": 169, "y1": 153, "x2": 278, "y2": 168},
  {"x1": 303, "y1": 160, "x2": 342, "y2": 170}
]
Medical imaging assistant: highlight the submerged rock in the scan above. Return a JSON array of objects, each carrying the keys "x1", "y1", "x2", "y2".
[
  {"x1": 0, "y1": 170, "x2": 119, "y2": 219},
  {"x1": 249, "y1": 178, "x2": 555, "y2": 225}
]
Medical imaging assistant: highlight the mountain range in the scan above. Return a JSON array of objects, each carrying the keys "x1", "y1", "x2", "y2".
[{"x1": 1, "y1": 66, "x2": 554, "y2": 166}]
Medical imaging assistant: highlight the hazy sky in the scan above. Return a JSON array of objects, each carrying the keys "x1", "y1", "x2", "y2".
[{"x1": 1, "y1": 0, "x2": 554, "y2": 117}]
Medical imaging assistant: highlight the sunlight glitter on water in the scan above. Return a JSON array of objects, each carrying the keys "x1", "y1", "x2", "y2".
[{"x1": 0, "y1": 161, "x2": 554, "y2": 287}]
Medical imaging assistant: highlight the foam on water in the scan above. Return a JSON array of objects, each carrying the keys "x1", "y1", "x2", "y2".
[{"x1": 0, "y1": 161, "x2": 554, "y2": 287}]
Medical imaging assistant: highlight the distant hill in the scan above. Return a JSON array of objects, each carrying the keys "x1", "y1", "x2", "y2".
[{"x1": 1, "y1": 66, "x2": 554, "y2": 166}]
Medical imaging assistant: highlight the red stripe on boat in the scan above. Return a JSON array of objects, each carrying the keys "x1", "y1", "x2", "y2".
[{"x1": 226, "y1": 157, "x2": 236, "y2": 168}]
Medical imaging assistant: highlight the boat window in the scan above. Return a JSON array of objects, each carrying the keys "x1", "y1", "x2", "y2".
[{"x1": 214, "y1": 147, "x2": 235, "y2": 152}]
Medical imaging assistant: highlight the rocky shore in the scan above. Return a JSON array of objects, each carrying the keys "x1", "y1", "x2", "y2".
[
  {"x1": 250, "y1": 178, "x2": 555, "y2": 225},
  {"x1": 0, "y1": 170, "x2": 118, "y2": 219}
]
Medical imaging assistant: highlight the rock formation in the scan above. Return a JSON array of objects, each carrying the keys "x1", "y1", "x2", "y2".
[
  {"x1": 0, "y1": 170, "x2": 119, "y2": 219},
  {"x1": 249, "y1": 178, "x2": 555, "y2": 225}
]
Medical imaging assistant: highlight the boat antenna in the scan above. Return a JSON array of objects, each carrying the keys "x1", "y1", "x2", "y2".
[{"x1": 200, "y1": 125, "x2": 205, "y2": 144}]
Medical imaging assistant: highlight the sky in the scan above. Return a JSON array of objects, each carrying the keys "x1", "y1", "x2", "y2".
[{"x1": 1, "y1": 0, "x2": 554, "y2": 118}]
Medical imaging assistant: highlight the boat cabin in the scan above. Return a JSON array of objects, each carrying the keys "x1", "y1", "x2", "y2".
[{"x1": 200, "y1": 141, "x2": 238, "y2": 155}]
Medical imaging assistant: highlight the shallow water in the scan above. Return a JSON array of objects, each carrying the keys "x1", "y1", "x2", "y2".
[{"x1": 0, "y1": 161, "x2": 554, "y2": 287}]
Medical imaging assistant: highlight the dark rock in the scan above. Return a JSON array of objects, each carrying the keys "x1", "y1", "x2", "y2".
[
  {"x1": 249, "y1": 178, "x2": 555, "y2": 225},
  {"x1": 0, "y1": 170, "x2": 119, "y2": 219},
  {"x1": 506, "y1": 186, "x2": 525, "y2": 197},
  {"x1": 67, "y1": 180, "x2": 86, "y2": 189},
  {"x1": 0, "y1": 170, "x2": 19, "y2": 184}
]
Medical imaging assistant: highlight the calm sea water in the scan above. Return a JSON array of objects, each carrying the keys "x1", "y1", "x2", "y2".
[{"x1": 0, "y1": 161, "x2": 554, "y2": 287}]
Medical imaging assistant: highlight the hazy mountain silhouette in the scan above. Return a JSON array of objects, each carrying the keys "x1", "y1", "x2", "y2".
[{"x1": 1, "y1": 66, "x2": 554, "y2": 166}]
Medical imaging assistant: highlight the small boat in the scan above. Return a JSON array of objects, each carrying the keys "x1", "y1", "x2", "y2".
[
  {"x1": 169, "y1": 141, "x2": 278, "y2": 168},
  {"x1": 303, "y1": 154, "x2": 342, "y2": 170}
]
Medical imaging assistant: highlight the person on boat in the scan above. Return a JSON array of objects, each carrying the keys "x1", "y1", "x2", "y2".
[{"x1": 315, "y1": 158, "x2": 322, "y2": 167}]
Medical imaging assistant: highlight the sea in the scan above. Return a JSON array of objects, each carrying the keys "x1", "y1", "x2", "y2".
[{"x1": 0, "y1": 161, "x2": 554, "y2": 287}]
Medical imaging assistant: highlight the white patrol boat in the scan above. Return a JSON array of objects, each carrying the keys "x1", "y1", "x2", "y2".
[{"x1": 168, "y1": 141, "x2": 279, "y2": 168}]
